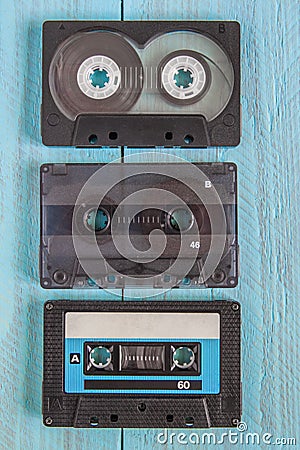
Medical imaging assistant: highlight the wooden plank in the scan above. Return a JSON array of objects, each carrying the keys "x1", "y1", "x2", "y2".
[
  {"x1": 0, "y1": 0, "x2": 122, "y2": 449},
  {"x1": 124, "y1": 0, "x2": 300, "y2": 449}
]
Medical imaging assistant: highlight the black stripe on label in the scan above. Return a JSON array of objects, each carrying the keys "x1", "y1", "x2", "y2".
[{"x1": 84, "y1": 379, "x2": 202, "y2": 390}]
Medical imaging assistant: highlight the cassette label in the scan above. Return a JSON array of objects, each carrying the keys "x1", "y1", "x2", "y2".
[
  {"x1": 42, "y1": 21, "x2": 240, "y2": 147},
  {"x1": 43, "y1": 301, "x2": 241, "y2": 428}
]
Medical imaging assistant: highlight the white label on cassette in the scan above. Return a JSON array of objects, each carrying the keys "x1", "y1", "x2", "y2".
[{"x1": 65, "y1": 312, "x2": 220, "y2": 339}]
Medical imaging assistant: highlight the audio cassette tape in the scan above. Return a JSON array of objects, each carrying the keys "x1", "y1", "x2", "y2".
[
  {"x1": 43, "y1": 300, "x2": 241, "y2": 428},
  {"x1": 42, "y1": 21, "x2": 240, "y2": 147},
  {"x1": 40, "y1": 162, "x2": 238, "y2": 289}
]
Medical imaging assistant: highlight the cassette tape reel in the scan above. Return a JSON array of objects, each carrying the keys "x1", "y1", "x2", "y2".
[
  {"x1": 42, "y1": 21, "x2": 240, "y2": 147},
  {"x1": 43, "y1": 300, "x2": 241, "y2": 428},
  {"x1": 40, "y1": 162, "x2": 238, "y2": 290}
]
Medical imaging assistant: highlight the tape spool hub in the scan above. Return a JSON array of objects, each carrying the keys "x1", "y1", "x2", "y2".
[
  {"x1": 89, "y1": 346, "x2": 112, "y2": 369},
  {"x1": 77, "y1": 55, "x2": 121, "y2": 99}
]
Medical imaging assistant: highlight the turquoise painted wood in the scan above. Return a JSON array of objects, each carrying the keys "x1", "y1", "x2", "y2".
[
  {"x1": 0, "y1": 0, "x2": 299, "y2": 449},
  {"x1": 0, "y1": 1, "x2": 122, "y2": 449}
]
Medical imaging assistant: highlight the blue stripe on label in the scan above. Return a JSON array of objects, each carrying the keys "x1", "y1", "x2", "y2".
[{"x1": 64, "y1": 338, "x2": 220, "y2": 394}]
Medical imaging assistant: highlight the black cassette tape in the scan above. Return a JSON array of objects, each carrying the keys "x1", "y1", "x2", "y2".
[
  {"x1": 42, "y1": 21, "x2": 240, "y2": 147},
  {"x1": 40, "y1": 162, "x2": 238, "y2": 289},
  {"x1": 43, "y1": 300, "x2": 241, "y2": 428}
]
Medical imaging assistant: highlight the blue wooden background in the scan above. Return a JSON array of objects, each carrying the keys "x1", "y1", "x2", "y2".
[{"x1": 0, "y1": 0, "x2": 299, "y2": 449}]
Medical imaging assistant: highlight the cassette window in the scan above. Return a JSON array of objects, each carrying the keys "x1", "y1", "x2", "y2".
[
  {"x1": 40, "y1": 162, "x2": 238, "y2": 290},
  {"x1": 42, "y1": 21, "x2": 240, "y2": 147},
  {"x1": 43, "y1": 300, "x2": 241, "y2": 428}
]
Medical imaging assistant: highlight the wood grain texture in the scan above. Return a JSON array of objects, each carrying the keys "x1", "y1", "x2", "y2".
[
  {"x1": 0, "y1": 1, "x2": 122, "y2": 449},
  {"x1": 0, "y1": 0, "x2": 299, "y2": 449},
  {"x1": 123, "y1": 0, "x2": 300, "y2": 449}
]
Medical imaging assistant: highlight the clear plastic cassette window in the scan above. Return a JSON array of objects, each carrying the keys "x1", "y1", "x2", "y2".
[{"x1": 49, "y1": 30, "x2": 234, "y2": 120}]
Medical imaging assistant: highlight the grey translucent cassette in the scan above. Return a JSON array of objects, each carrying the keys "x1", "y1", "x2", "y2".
[
  {"x1": 72, "y1": 153, "x2": 227, "y2": 292},
  {"x1": 48, "y1": 31, "x2": 143, "y2": 119},
  {"x1": 49, "y1": 30, "x2": 234, "y2": 121}
]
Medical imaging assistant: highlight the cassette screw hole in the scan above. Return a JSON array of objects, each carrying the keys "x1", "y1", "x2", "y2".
[
  {"x1": 88, "y1": 134, "x2": 98, "y2": 145},
  {"x1": 89, "y1": 68, "x2": 109, "y2": 89},
  {"x1": 184, "y1": 134, "x2": 194, "y2": 144},
  {"x1": 45, "y1": 303, "x2": 53, "y2": 311},
  {"x1": 90, "y1": 416, "x2": 99, "y2": 427},
  {"x1": 108, "y1": 131, "x2": 118, "y2": 140},
  {"x1": 185, "y1": 416, "x2": 194, "y2": 427},
  {"x1": 45, "y1": 417, "x2": 53, "y2": 425},
  {"x1": 110, "y1": 414, "x2": 118, "y2": 423},
  {"x1": 165, "y1": 131, "x2": 173, "y2": 140},
  {"x1": 138, "y1": 403, "x2": 146, "y2": 412},
  {"x1": 174, "y1": 68, "x2": 193, "y2": 89},
  {"x1": 223, "y1": 114, "x2": 235, "y2": 127},
  {"x1": 53, "y1": 270, "x2": 68, "y2": 284},
  {"x1": 47, "y1": 113, "x2": 60, "y2": 127},
  {"x1": 166, "y1": 414, "x2": 174, "y2": 423},
  {"x1": 173, "y1": 347, "x2": 195, "y2": 369}
]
